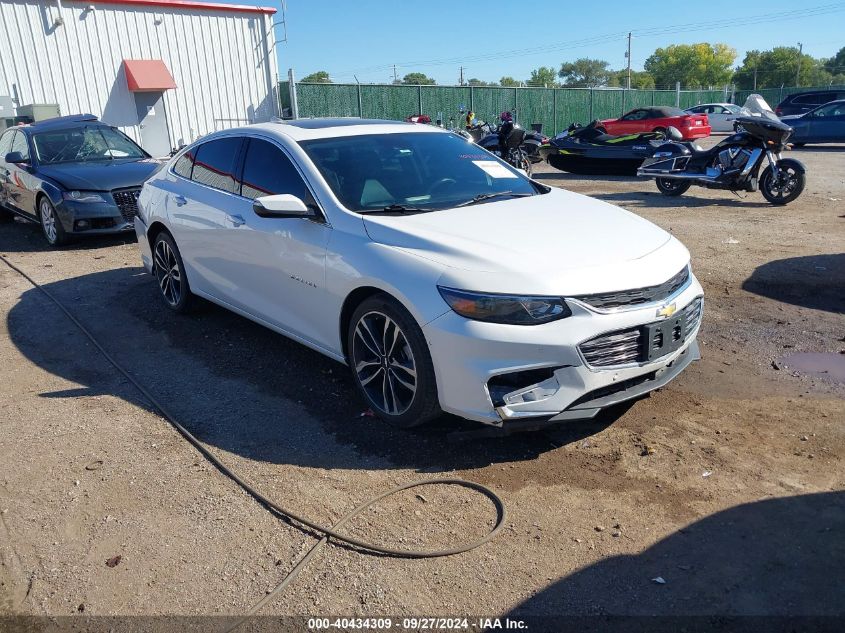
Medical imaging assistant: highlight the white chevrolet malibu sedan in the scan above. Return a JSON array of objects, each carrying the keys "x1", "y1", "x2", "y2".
[{"x1": 135, "y1": 119, "x2": 703, "y2": 430}]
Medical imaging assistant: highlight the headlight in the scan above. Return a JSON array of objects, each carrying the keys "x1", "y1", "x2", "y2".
[
  {"x1": 62, "y1": 191, "x2": 107, "y2": 203},
  {"x1": 437, "y1": 286, "x2": 571, "y2": 325}
]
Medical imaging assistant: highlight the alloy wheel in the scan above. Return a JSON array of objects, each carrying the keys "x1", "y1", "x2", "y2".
[
  {"x1": 352, "y1": 311, "x2": 417, "y2": 416},
  {"x1": 40, "y1": 200, "x2": 57, "y2": 243},
  {"x1": 154, "y1": 239, "x2": 182, "y2": 307},
  {"x1": 763, "y1": 165, "x2": 800, "y2": 201}
]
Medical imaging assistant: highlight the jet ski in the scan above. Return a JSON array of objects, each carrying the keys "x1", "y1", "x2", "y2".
[{"x1": 540, "y1": 121, "x2": 671, "y2": 176}]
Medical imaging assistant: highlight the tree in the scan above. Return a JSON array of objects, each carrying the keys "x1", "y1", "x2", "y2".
[
  {"x1": 558, "y1": 58, "x2": 612, "y2": 87},
  {"x1": 825, "y1": 46, "x2": 845, "y2": 76},
  {"x1": 467, "y1": 78, "x2": 494, "y2": 86},
  {"x1": 644, "y1": 43, "x2": 736, "y2": 88},
  {"x1": 300, "y1": 70, "x2": 331, "y2": 83},
  {"x1": 402, "y1": 72, "x2": 436, "y2": 85},
  {"x1": 526, "y1": 67, "x2": 558, "y2": 87},
  {"x1": 607, "y1": 69, "x2": 656, "y2": 89},
  {"x1": 499, "y1": 76, "x2": 521, "y2": 87},
  {"x1": 733, "y1": 47, "x2": 835, "y2": 89}
]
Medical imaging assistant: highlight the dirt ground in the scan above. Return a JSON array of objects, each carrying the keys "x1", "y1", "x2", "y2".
[{"x1": 1, "y1": 139, "x2": 843, "y2": 629}]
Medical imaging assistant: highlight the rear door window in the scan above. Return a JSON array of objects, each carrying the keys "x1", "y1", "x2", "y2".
[
  {"x1": 239, "y1": 138, "x2": 310, "y2": 202},
  {"x1": 191, "y1": 137, "x2": 242, "y2": 194},
  {"x1": 0, "y1": 129, "x2": 15, "y2": 158}
]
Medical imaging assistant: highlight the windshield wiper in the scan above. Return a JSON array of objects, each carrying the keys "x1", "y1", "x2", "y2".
[
  {"x1": 360, "y1": 204, "x2": 430, "y2": 215},
  {"x1": 455, "y1": 191, "x2": 533, "y2": 207}
]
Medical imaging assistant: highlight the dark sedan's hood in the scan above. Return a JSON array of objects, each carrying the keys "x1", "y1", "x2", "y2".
[{"x1": 38, "y1": 158, "x2": 163, "y2": 191}]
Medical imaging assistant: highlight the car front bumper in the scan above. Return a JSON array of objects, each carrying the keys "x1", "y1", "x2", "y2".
[
  {"x1": 134, "y1": 215, "x2": 154, "y2": 273},
  {"x1": 423, "y1": 276, "x2": 703, "y2": 426},
  {"x1": 55, "y1": 199, "x2": 136, "y2": 235}
]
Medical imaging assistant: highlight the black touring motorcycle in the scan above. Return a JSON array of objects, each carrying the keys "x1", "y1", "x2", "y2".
[{"x1": 637, "y1": 115, "x2": 806, "y2": 205}]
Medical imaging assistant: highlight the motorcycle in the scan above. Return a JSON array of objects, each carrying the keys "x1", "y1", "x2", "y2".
[
  {"x1": 459, "y1": 109, "x2": 546, "y2": 165},
  {"x1": 637, "y1": 104, "x2": 806, "y2": 206}
]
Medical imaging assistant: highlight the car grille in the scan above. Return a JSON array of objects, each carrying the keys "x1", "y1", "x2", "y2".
[
  {"x1": 579, "y1": 297, "x2": 703, "y2": 368},
  {"x1": 573, "y1": 267, "x2": 690, "y2": 310},
  {"x1": 112, "y1": 188, "x2": 141, "y2": 223}
]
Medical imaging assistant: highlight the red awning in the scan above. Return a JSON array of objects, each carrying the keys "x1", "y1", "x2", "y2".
[{"x1": 124, "y1": 59, "x2": 177, "y2": 92}]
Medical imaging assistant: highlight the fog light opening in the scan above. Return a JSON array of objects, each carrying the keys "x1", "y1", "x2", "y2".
[{"x1": 487, "y1": 367, "x2": 561, "y2": 408}]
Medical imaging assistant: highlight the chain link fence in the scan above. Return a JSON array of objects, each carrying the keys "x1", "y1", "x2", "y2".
[{"x1": 280, "y1": 82, "x2": 845, "y2": 135}]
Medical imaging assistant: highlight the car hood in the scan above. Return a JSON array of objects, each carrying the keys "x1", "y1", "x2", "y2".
[
  {"x1": 38, "y1": 158, "x2": 163, "y2": 191},
  {"x1": 363, "y1": 187, "x2": 690, "y2": 295}
]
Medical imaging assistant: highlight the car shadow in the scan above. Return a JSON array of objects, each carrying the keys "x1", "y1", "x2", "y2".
[
  {"x1": 593, "y1": 191, "x2": 771, "y2": 209},
  {"x1": 1, "y1": 216, "x2": 137, "y2": 253},
  {"x1": 533, "y1": 172, "x2": 639, "y2": 183},
  {"x1": 6, "y1": 267, "x2": 632, "y2": 473},
  {"x1": 742, "y1": 254, "x2": 845, "y2": 314},
  {"x1": 504, "y1": 491, "x2": 845, "y2": 628}
]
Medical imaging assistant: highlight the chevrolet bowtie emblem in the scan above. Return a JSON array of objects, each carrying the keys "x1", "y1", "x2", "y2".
[{"x1": 656, "y1": 303, "x2": 677, "y2": 318}]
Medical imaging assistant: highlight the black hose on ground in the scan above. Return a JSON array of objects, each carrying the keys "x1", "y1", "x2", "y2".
[{"x1": 0, "y1": 254, "x2": 507, "y2": 631}]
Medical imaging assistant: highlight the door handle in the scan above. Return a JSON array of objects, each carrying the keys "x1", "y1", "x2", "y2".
[
  {"x1": 226, "y1": 214, "x2": 246, "y2": 227},
  {"x1": 173, "y1": 195, "x2": 187, "y2": 207}
]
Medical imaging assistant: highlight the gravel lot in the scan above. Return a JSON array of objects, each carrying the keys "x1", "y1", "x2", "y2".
[{"x1": 1, "y1": 141, "x2": 843, "y2": 626}]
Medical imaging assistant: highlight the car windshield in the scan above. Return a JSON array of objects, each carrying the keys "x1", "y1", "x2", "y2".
[
  {"x1": 298, "y1": 131, "x2": 540, "y2": 212},
  {"x1": 33, "y1": 126, "x2": 147, "y2": 164}
]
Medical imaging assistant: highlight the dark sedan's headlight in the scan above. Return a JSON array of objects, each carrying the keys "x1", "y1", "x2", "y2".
[
  {"x1": 438, "y1": 287, "x2": 571, "y2": 325},
  {"x1": 62, "y1": 191, "x2": 108, "y2": 203}
]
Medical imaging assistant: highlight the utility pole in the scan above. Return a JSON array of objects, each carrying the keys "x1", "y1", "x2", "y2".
[
  {"x1": 753, "y1": 66, "x2": 758, "y2": 91},
  {"x1": 626, "y1": 32, "x2": 632, "y2": 90},
  {"x1": 392, "y1": 64, "x2": 398, "y2": 84},
  {"x1": 796, "y1": 42, "x2": 803, "y2": 87},
  {"x1": 459, "y1": 66, "x2": 464, "y2": 86}
]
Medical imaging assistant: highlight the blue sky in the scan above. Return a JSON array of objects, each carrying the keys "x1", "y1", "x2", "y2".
[{"x1": 246, "y1": 0, "x2": 844, "y2": 85}]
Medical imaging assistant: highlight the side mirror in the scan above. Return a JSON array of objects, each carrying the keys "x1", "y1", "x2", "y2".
[
  {"x1": 5, "y1": 151, "x2": 28, "y2": 164},
  {"x1": 253, "y1": 194, "x2": 315, "y2": 218},
  {"x1": 665, "y1": 126, "x2": 683, "y2": 141}
]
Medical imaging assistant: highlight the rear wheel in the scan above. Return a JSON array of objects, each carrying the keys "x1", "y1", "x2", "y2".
[
  {"x1": 760, "y1": 163, "x2": 805, "y2": 205},
  {"x1": 348, "y1": 294, "x2": 441, "y2": 428},
  {"x1": 655, "y1": 178, "x2": 691, "y2": 197},
  {"x1": 653, "y1": 126, "x2": 667, "y2": 138},
  {"x1": 38, "y1": 197, "x2": 71, "y2": 247}
]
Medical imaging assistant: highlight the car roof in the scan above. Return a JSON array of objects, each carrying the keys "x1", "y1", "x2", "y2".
[
  {"x1": 631, "y1": 106, "x2": 685, "y2": 117},
  {"x1": 24, "y1": 114, "x2": 101, "y2": 132},
  {"x1": 786, "y1": 90, "x2": 841, "y2": 99},
  {"x1": 238, "y1": 118, "x2": 447, "y2": 141}
]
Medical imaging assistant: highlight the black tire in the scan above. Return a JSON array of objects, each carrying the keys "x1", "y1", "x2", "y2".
[
  {"x1": 653, "y1": 127, "x2": 667, "y2": 138},
  {"x1": 38, "y1": 197, "x2": 71, "y2": 246},
  {"x1": 760, "y1": 162, "x2": 805, "y2": 206},
  {"x1": 347, "y1": 293, "x2": 441, "y2": 428},
  {"x1": 655, "y1": 178, "x2": 692, "y2": 197},
  {"x1": 0, "y1": 206, "x2": 13, "y2": 223},
  {"x1": 152, "y1": 231, "x2": 195, "y2": 313}
]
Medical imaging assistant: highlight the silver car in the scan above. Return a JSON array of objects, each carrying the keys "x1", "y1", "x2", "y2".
[{"x1": 685, "y1": 103, "x2": 750, "y2": 133}]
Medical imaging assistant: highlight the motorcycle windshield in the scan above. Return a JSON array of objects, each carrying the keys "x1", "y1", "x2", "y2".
[{"x1": 742, "y1": 94, "x2": 780, "y2": 121}]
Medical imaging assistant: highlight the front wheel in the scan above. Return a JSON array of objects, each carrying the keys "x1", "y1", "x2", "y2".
[
  {"x1": 655, "y1": 178, "x2": 691, "y2": 197},
  {"x1": 348, "y1": 294, "x2": 441, "y2": 428},
  {"x1": 760, "y1": 162, "x2": 805, "y2": 205},
  {"x1": 152, "y1": 231, "x2": 195, "y2": 313}
]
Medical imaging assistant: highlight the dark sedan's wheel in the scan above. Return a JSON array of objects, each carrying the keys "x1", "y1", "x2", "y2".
[
  {"x1": 152, "y1": 232, "x2": 194, "y2": 313},
  {"x1": 348, "y1": 294, "x2": 441, "y2": 428},
  {"x1": 760, "y1": 164, "x2": 805, "y2": 205},
  {"x1": 38, "y1": 198, "x2": 71, "y2": 246},
  {"x1": 656, "y1": 178, "x2": 691, "y2": 197}
]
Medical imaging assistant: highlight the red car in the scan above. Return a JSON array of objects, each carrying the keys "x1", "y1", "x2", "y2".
[{"x1": 600, "y1": 106, "x2": 711, "y2": 140}]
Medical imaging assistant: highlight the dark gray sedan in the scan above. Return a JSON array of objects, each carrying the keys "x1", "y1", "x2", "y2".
[
  {"x1": 0, "y1": 115, "x2": 162, "y2": 246},
  {"x1": 781, "y1": 100, "x2": 845, "y2": 146}
]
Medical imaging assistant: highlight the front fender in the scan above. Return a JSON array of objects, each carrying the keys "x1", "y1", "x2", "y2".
[{"x1": 778, "y1": 157, "x2": 806, "y2": 174}]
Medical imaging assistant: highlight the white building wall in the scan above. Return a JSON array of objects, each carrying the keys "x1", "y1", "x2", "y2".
[{"x1": 0, "y1": 0, "x2": 278, "y2": 149}]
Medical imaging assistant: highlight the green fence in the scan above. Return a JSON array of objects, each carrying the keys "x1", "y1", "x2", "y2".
[
  {"x1": 280, "y1": 82, "x2": 729, "y2": 135},
  {"x1": 280, "y1": 82, "x2": 845, "y2": 135}
]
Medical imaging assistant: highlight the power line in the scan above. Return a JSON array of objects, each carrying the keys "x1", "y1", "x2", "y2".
[{"x1": 328, "y1": 2, "x2": 845, "y2": 81}]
